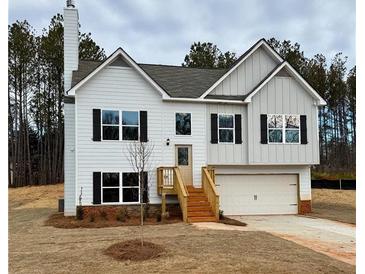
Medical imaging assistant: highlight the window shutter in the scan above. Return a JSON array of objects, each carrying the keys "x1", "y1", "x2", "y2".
[
  {"x1": 140, "y1": 111, "x2": 148, "y2": 142},
  {"x1": 235, "y1": 114, "x2": 242, "y2": 144},
  {"x1": 93, "y1": 109, "x2": 101, "y2": 141},
  {"x1": 260, "y1": 114, "x2": 268, "y2": 144},
  {"x1": 211, "y1": 114, "x2": 218, "y2": 144},
  {"x1": 93, "y1": 172, "x2": 101, "y2": 204},
  {"x1": 142, "y1": 172, "x2": 148, "y2": 203},
  {"x1": 300, "y1": 115, "x2": 308, "y2": 144}
]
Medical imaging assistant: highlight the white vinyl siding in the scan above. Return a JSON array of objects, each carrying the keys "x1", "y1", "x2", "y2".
[
  {"x1": 75, "y1": 65, "x2": 207, "y2": 206},
  {"x1": 64, "y1": 103, "x2": 76, "y2": 215},
  {"x1": 248, "y1": 76, "x2": 319, "y2": 164},
  {"x1": 210, "y1": 46, "x2": 279, "y2": 96}
]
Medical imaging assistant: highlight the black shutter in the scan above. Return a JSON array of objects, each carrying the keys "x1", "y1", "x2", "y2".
[
  {"x1": 260, "y1": 114, "x2": 268, "y2": 144},
  {"x1": 93, "y1": 109, "x2": 101, "y2": 141},
  {"x1": 140, "y1": 111, "x2": 148, "y2": 142},
  {"x1": 300, "y1": 115, "x2": 308, "y2": 144},
  {"x1": 142, "y1": 172, "x2": 148, "y2": 203},
  {"x1": 235, "y1": 114, "x2": 242, "y2": 144},
  {"x1": 211, "y1": 114, "x2": 218, "y2": 144},
  {"x1": 93, "y1": 172, "x2": 101, "y2": 204}
]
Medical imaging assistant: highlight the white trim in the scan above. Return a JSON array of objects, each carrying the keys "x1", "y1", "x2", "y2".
[
  {"x1": 101, "y1": 171, "x2": 141, "y2": 204},
  {"x1": 175, "y1": 112, "x2": 192, "y2": 136},
  {"x1": 267, "y1": 114, "x2": 301, "y2": 144},
  {"x1": 244, "y1": 62, "x2": 327, "y2": 106},
  {"x1": 163, "y1": 97, "x2": 247, "y2": 104},
  {"x1": 67, "y1": 48, "x2": 171, "y2": 99},
  {"x1": 199, "y1": 39, "x2": 284, "y2": 99},
  {"x1": 218, "y1": 113, "x2": 235, "y2": 144}
]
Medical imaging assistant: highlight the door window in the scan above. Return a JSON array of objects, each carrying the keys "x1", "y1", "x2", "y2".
[{"x1": 177, "y1": 147, "x2": 189, "y2": 165}]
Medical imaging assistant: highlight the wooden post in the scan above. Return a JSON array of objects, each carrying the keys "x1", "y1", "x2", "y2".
[{"x1": 161, "y1": 193, "x2": 167, "y2": 220}]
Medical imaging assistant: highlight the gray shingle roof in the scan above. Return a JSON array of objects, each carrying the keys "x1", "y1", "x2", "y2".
[{"x1": 71, "y1": 60, "x2": 227, "y2": 98}]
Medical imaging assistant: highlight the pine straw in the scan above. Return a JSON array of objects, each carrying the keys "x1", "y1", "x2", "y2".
[
  {"x1": 45, "y1": 213, "x2": 181, "y2": 229},
  {"x1": 104, "y1": 240, "x2": 165, "y2": 261}
]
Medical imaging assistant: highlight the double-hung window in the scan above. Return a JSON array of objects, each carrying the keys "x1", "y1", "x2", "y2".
[
  {"x1": 102, "y1": 173, "x2": 120, "y2": 203},
  {"x1": 122, "y1": 111, "x2": 139, "y2": 140},
  {"x1": 102, "y1": 110, "x2": 119, "y2": 140},
  {"x1": 122, "y1": 173, "x2": 140, "y2": 203},
  {"x1": 268, "y1": 114, "x2": 300, "y2": 144},
  {"x1": 218, "y1": 114, "x2": 234, "y2": 143}
]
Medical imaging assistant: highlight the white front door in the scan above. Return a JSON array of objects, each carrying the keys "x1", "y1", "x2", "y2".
[{"x1": 216, "y1": 174, "x2": 298, "y2": 215}]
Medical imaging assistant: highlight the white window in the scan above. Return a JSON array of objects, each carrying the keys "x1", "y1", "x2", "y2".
[
  {"x1": 122, "y1": 173, "x2": 140, "y2": 203},
  {"x1": 102, "y1": 110, "x2": 119, "y2": 140},
  {"x1": 218, "y1": 114, "x2": 235, "y2": 143},
  {"x1": 102, "y1": 173, "x2": 120, "y2": 203},
  {"x1": 101, "y1": 172, "x2": 140, "y2": 204},
  {"x1": 122, "y1": 111, "x2": 139, "y2": 140},
  {"x1": 267, "y1": 114, "x2": 300, "y2": 144}
]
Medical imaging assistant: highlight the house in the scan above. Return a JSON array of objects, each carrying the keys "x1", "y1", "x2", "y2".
[{"x1": 63, "y1": 1, "x2": 326, "y2": 222}]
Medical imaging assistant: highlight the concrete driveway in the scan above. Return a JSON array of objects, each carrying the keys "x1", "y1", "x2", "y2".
[{"x1": 231, "y1": 215, "x2": 356, "y2": 265}]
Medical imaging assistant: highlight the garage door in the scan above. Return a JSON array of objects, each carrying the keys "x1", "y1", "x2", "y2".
[{"x1": 216, "y1": 174, "x2": 298, "y2": 215}]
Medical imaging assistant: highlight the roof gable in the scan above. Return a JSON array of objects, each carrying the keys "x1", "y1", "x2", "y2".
[
  {"x1": 67, "y1": 48, "x2": 171, "y2": 98},
  {"x1": 244, "y1": 62, "x2": 326, "y2": 106},
  {"x1": 199, "y1": 39, "x2": 284, "y2": 99}
]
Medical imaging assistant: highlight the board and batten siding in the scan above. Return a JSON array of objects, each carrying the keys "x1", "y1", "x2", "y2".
[
  {"x1": 210, "y1": 46, "x2": 278, "y2": 96},
  {"x1": 248, "y1": 76, "x2": 320, "y2": 164},
  {"x1": 75, "y1": 65, "x2": 207, "y2": 206},
  {"x1": 206, "y1": 104, "x2": 248, "y2": 164},
  {"x1": 64, "y1": 103, "x2": 76, "y2": 215},
  {"x1": 213, "y1": 165, "x2": 311, "y2": 201}
]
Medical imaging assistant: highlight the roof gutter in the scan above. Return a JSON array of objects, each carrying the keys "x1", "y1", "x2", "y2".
[{"x1": 162, "y1": 97, "x2": 248, "y2": 104}]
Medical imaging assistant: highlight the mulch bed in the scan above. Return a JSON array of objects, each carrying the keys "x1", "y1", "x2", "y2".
[
  {"x1": 219, "y1": 216, "x2": 247, "y2": 227},
  {"x1": 45, "y1": 213, "x2": 181, "y2": 229},
  {"x1": 104, "y1": 240, "x2": 165, "y2": 261}
]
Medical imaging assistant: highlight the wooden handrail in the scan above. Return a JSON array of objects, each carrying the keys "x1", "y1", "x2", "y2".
[
  {"x1": 202, "y1": 167, "x2": 219, "y2": 221},
  {"x1": 173, "y1": 167, "x2": 188, "y2": 222}
]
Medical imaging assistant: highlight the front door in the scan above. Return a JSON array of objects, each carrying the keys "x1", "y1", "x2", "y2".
[{"x1": 175, "y1": 145, "x2": 193, "y2": 185}]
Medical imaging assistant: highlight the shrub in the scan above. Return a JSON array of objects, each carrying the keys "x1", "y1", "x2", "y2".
[
  {"x1": 156, "y1": 213, "x2": 162, "y2": 222},
  {"x1": 116, "y1": 208, "x2": 129, "y2": 222},
  {"x1": 76, "y1": 206, "x2": 84, "y2": 220},
  {"x1": 100, "y1": 209, "x2": 108, "y2": 220},
  {"x1": 89, "y1": 213, "x2": 95, "y2": 222}
]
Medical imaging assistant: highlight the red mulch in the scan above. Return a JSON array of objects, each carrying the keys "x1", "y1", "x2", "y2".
[
  {"x1": 219, "y1": 216, "x2": 247, "y2": 227},
  {"x1": 45, "y1": 213, "x2": 181, "y2": 229},
  {"x1": 104, "y1": 240, "x2": 165, "y2": 261}
]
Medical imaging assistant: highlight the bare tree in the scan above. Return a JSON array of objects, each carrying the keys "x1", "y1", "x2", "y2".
[{"x1": 125, "y1": 141, "x2": 154, "y2": 246}]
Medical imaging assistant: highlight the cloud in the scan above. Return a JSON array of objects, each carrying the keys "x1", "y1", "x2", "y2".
[{"x1": 8, "y1": 0, "x2": 355, "y2": 68}]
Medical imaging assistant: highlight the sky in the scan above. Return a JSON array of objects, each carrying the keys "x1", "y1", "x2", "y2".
[{"x1": 9, "y1": 0, "x2": 356, "y2": 69}]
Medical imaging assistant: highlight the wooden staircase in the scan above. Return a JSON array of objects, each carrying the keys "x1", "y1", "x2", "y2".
[
  {"x1": 187, "y1": 186, "x2": 216, "y2": 222},
  {"x1": 157, "y1": 166, "x2": 219, "y2": 223}
]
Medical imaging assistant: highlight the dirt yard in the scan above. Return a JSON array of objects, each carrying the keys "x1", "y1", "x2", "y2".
[
  {"x1": 310, "y1": 189, "x2": 356, "y2": 224},
  {"x1": 9, "y1": 184, "x2": 355, "y2": 274}
]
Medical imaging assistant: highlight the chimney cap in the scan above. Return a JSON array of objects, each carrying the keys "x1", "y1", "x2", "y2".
[{"x1": 66, "y1": 0, "x2": 75, "y2": 8}]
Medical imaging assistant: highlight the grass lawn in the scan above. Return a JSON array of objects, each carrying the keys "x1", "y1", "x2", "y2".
[
  {"x1": 310, "y1": 189, "x2": 356, "y2": 224},
  {"x1": 9, "y1": 184, "x2": 355, "y2": 274}
]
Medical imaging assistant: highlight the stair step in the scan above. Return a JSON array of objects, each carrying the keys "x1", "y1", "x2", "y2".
[
  {"x1": 187, "y1": 211, "x2": 214, "y2": 217},
  {"x1": 187, "y1": 206, "x2": 212, "y2": 212},
  {"x1": 188, "y1": 197, "x2": 209, "y2": 203},
  {"x1": 188, "y1": 192, "x2": 206, "y2": 197},
  {"x1": 187, "y1": 188, "x2": 204, "y2": 193},
  {"x1": 187, "y1": 201, "x2": 211, "y2": 207},
  {"x1": 188, "y1": 216, "x2": 217, "y2": 223}
]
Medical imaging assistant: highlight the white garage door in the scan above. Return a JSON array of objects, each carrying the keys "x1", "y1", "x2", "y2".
[{"x1": 216, "y1": 174, "x2": 298, "y2": 215}]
